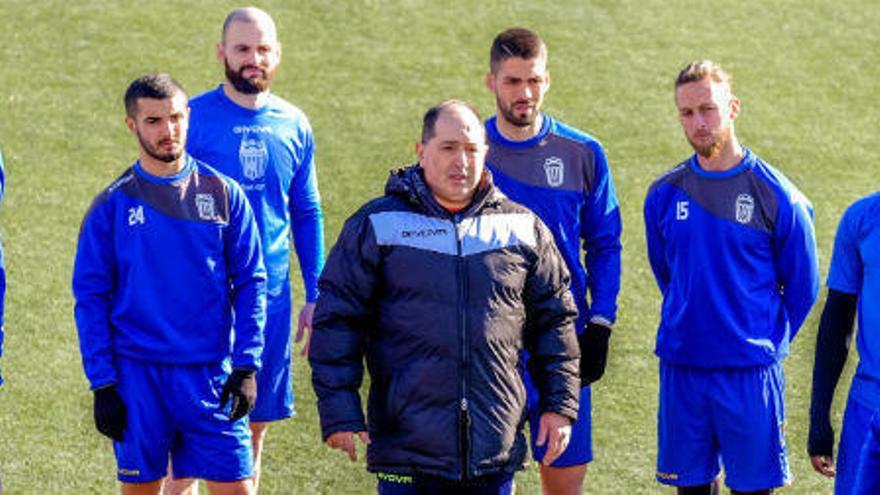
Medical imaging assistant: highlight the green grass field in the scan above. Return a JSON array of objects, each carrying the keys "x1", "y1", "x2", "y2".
[{"x1": 0, "y1": 0, "x2": 877, "y2": 492}]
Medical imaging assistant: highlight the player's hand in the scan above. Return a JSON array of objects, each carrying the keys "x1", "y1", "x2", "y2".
[
  {"x1": 93, "y1": 385, "x2": 127, "y2": 442},
  {"x1": 294, "y1": 302, "x2": 316, "y2": 357},
  {"x1": 808, "y1": 417, "x2": 835, "y2": 477},
  {"x1": 810, "y1": 455, "x2": 835, "y2": 477},
  {"x1": 578, "y1": 322, "x2": 611, "y2": 384},
  {"x1": 326, "y1": 431, "x2": 371, "y2": 462},
  {"x1": 220, "y1": 369, "x2": 257, "y2": 421},
  {"x1": 536, "y1": 412, "x2": 572, "y2": 466},
  {"x1": 808, "y1": 416, "x2": 835, "y2": 475}
]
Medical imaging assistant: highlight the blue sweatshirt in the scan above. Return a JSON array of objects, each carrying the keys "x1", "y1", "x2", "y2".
[
  {"x1": 827, "y1": 192, "x2": 880, "y2": 408},
  {"x1": 644, "y1": 148, "x2": 819, "y2": 367},
  {"x1": 188, "y1": 86, "x2": 325, "y2": 307},
  {"x1": 73, "y1": 157, "x2": 267, "y2": 390},
  {"x1": 486, "y1": 114, "x2": 622, "y2": 330}
]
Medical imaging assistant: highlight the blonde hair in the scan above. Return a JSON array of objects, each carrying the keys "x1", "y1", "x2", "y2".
[{"x1": 675, "y1": 60, "x2": 732, "y2": 88}]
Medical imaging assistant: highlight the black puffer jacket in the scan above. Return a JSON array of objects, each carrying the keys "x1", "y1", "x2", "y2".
[{"x1": 310, "y1": 165, "x2": 579, "y2": 480}]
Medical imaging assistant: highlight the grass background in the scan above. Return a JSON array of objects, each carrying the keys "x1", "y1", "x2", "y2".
[{"x1": 0, "y1": 0, "x2": 877, "y2": 492}]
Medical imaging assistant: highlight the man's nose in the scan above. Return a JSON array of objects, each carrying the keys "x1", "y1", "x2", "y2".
[
  {"x1": 163, "y1": 120, "x2": 180, "y2": 138},
  {"x1": 452, "y1": 150, "x2": 468, "y2": 167}
]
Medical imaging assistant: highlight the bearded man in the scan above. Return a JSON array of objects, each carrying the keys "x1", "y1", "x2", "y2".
[
  {"x1": 643, "y1": 60, "x2": 819, "y2": 495},
  {"x1": 175, "y1": 7, "x2": 326, "y2": 493}
]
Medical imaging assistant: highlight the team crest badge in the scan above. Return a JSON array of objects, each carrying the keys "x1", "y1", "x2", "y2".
[
  {"x1": 735, "y1": 193, "x2": 754, "y2": 224},
  {"x1": 543, "y1": 156, "x2": 565, "y2": 187},
  {"x1": 195, "y1": 193, "x2": 216, "y2": 221},
  {"x1": 239, "y1": 135, "x2": 268, "y2": 181}
]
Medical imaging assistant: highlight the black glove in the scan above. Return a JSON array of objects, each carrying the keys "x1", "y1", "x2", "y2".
[
  {"x1": 93, "y1": 385, "x2": 127, "y2": 442},
  {"x1": 577, "y1": 322, "x2": 611, "y2": 385},
  {"x1": 221, "y1": 369, "x2": 257, "y2": 421}
]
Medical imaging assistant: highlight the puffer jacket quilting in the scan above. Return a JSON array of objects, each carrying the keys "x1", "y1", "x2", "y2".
[{"x1": 310, "y1": 165, "x2": 579, "y2": 480}]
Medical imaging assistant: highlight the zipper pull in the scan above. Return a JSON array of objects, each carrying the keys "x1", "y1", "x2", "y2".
[{"x1": 461, "y1": 397, "x2": 468, "y2": 411}]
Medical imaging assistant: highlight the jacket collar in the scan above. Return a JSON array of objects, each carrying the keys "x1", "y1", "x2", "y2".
[{"x1": 384, "y1": 164, "x2": 503, "y2": 218}]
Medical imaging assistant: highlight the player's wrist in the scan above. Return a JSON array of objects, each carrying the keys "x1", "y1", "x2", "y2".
[
  {"x1": 807, "y1": 439, "x2": 833, "y2": 457},
  {"x1": 807, "y1": 420, "x2": 834, "y2": 456},
  {"x1": 231, "y1": 368, "x2": 256, "y2": 378},
  {"x1": 90, "y1": 378, "x2": 119, "y2": 391},
  {"x1": 588, "y1": 315, "x2": 613, "y2": 330},
  {"x1": 583, "y1": 322, "x2": 612, "y2": 340},
  {"x1": 305, "y1": 284, "x2": 321, "y2": 303},
  {"x1": 93, "y1": 383, "x2": 119, "y2": 394},
  {"x1": 230, "y1": 361, "x2": 259, "y2": 374}
]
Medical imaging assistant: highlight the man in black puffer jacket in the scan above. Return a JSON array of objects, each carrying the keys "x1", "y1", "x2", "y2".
[{"x1": 310, "y1": 100, "x2": 580, "y2": 494}]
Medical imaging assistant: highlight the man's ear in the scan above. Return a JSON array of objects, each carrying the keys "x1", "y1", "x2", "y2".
[
  {"x1": 485, "y1": 71, "x2": 495, "y2": 93},
  {"x1": 125, "y1": 115, "x2": 136, "y2": 135},
  {"x1": 729, "y1": 95, "x2": 741, "y2": 121},
  {"x1": 216, "y1": 41, "x2": 225, "y2": 65}
]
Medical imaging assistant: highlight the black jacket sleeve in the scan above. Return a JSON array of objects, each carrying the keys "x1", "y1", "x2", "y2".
[
  {"x1": 523, "y1": 220, "x2": 580, "y2": 422},
  {"x1": 808, "y1": 288, "x2": 857, "y2": 456},
  {"x1": 309, "y1": 211, "x2": 380, "y2": 440}
]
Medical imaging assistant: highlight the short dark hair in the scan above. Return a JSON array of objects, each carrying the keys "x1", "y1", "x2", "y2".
[
  {"x1": 421, "y1": 100, "x2": 483, "y2": 144},
  {"x1": 123, "y1": 73, "x2": 187, "y2": 117},
  {"x1": 489, "y1": 27, "x2": 547, "y2": 74},
  {"x1": 675, "y1": 60, "x2": 732, "y2": 89}
]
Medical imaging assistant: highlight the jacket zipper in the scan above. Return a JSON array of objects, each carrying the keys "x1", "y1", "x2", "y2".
[{"x1": 454, "y1": 213, "x2": 471, "y2": 480}]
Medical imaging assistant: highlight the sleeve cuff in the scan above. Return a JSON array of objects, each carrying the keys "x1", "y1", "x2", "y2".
[{"x1": 589, "y1": 315, "x2": 614, "y2": 327}]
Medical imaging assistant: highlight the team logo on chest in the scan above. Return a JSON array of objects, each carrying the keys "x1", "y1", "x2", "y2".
[
  {"x1": 239, "y1": 134, "x2": 268, "y2": 181},
  {"x1": 195, "y1": 193, "x2": 216, "y2": 221},
  {"x1": 543, "y1": 156, "x2": 565, "y2": 187},
  {"x1": 735, "y1": 193, "x2": 754, "y2": 224}
]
